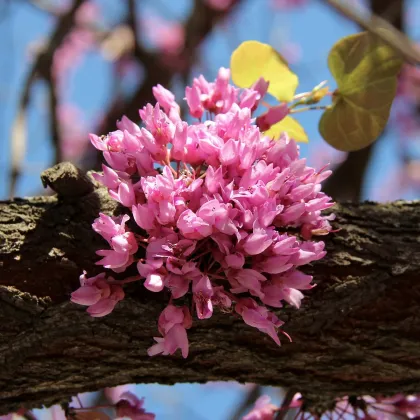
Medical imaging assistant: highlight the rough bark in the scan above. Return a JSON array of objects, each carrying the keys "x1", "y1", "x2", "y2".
[{"x1": 1, "y1": 164, "x2": 420, "y2": 414}]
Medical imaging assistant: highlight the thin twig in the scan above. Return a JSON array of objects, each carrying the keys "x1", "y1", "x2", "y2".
[
  {"x1": 25, "y1": 0, "x2": 61, "y2": 16},
  {"x1": 46, "y1": 70, "x2": 62, "y2": 165},
  {"x1": 127, "y1": 0, "x2": 139, "y2": 46},
  {"x1": 275, "y1": 388, "x2": 297, "y2": 420},
  {"x1": 324, "y1": 0, "x2": 418, "y2": 64},
  {"x1": 228, "y1": 384, "x2": 262, "y2": 420},
  {"x1": 9, "y1": 68, "x2": 36, "y2": 199}
]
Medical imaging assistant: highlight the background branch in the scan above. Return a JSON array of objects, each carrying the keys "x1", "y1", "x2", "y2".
[
  {"x1": 81, "y1": 0, "x2": 242, "y2": 171},
  {"x1": 8, "y1": 0, "x2": 87, "y2": 198}
]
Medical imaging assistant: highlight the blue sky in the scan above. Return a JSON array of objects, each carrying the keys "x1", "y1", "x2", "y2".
[
  {"x1": 0, "y1": 0, "x2": 418, "y2": 418},
  {"x1": 1, "y1": 0, "x2": 411, "y2": 201}
]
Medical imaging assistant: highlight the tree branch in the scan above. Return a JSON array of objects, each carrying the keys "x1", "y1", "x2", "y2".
[
  {"x1": 1, "y1": 164, "x2": 420, "y2": 414},
  {"x1": 324, "y1": 0, "x2": 414, "y2": 63}
]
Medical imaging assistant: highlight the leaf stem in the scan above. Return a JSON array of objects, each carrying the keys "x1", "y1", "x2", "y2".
[{"x1": 290, "y1": 105, "x2": 329, "y2": 113}]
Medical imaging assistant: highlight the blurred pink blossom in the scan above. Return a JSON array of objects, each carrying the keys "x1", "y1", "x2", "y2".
[
  {"x1": 53, "y1": 29, "x2": 95, "y2": 85},
  {"x1": 52, "y1": 2, "x2": 100, "y2": 87},
  {"x1": 270, "y1": 0, "x2": 307, "y2": 9},
  {"x1": 397, "y1": 64, "x2": 420, "y2": 101},
  {"x1": 243, "y1": 395, "x2": 278, "y2": 420},
  {"x1": 204, "y1": 0, "x2": 234, "y2": 10},
  {"x1": 141, "y1": 12, "x2": 184, "y2": 55},
  {"x1": 309, "y1": 143, "x2": 347, "y2": 170},
  {"x1": 58, "y1": 103, "x2": 90, "y2": 161},
  {"x1": 279, "y1": 41, "x2": 302, "y2": 65}
]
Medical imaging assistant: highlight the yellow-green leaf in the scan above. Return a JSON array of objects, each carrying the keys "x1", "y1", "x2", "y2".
[
  {"x1": 230, "y1": 40, "x2": 299, "y2": 102},
  {"x1": 319, "y1": 32, "x2": 403, "y2": 151},
  {"x1": 264, "y1": 115, "x2": 308, "y2": 143}
]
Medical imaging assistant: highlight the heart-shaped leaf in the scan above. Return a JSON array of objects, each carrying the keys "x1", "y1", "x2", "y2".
[
  {"x1": 230, "y1": 40, "x2": 299, "y2": 102},
  {"x1": 319, "y1": 32, "x2": 403, "y2": 151},
  {"x1": 264, "y1": 115, "x2": 308, "y2": 143}
]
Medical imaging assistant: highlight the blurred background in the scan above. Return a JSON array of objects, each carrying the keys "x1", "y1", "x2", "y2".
[{"x1": 1, "y1": 0, "x2": 420, "y2": 418}]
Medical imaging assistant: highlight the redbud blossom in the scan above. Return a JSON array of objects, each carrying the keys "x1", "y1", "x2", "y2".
[
  {"x1": 115, "y1": 392, "x2": 155, "y2": 420},
  {"x1": 243, "y1": 395, "x2": 278, "y2": 420},
  {"x1": 74, "y1": 68, "x2": 335, "y2": 358},
  {"x1": 71, "y1": 272, "x2": 125, "y2": 317}
]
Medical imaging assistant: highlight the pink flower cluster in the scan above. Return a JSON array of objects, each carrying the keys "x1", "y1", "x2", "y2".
[
  {"x1": 115, "y1": 392, "x2": 155, "y2": 420},
  {"x1": 72, "y1": 68, "x2": 335, "y2": 358},
  {"x1": 250, "y1": 392, "x2": 420, "y2": 420},
  {"x1": 242, "y1": 392, "x2": 420, "y2": 420}
]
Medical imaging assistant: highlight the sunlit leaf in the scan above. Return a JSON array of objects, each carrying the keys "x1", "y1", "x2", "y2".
[
  {"x1": 319, "y1": 32, "x2": 403, "y2": 152},
  {"x1": 230, "y1": 40, "x2": 299, "y2": 102},
  {"x1": 74, "y1": 410, "x2": 111, "y2": 420},
  {"x1": 264, "y1": 115, "x2": 308, "y2": 143}
]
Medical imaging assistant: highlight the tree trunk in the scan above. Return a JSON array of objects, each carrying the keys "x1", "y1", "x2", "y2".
[{"x1": 1, "y1": 164, "x2": 420, "y2": 415}]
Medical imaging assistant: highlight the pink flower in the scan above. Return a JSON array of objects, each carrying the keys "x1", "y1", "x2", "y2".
[
  {"x1": 185, "y1": 85, "x2": 204, "y2": 119},
  {"x1": 166, "y1": 273, "x2": 190, "y2": 298},
  {"x1": 251, "y1": 77, "x2": 270, "y2": 100},
  {"x1": 157, "y1": 304, "x2": 192, "y2": 335},
  {"x1": 139, "y1": 104, "x2": 175, "y2": 160},
  {"x1": 263, "y1": 270, "x2": 314, "y2": 308},
  {"x1": 108, "y1": 179, "x2": 136, "y2": 207},
  {"x1": 71, "y1": 271, "x2": 125, "y2": 317},
  {"x1": 93, "y1": 164, "x2": 120, "y2": 190},
  {"x1": 197, "y1": 199, "x2": 238, "y2": 236},
  {"x1": 148, "y1": 305, "x2": 192, "y2": 358},
  {"x1": 243, "y1": 395, "x2": 278, "y2": 420},
  {"x1": 171, "y1": 121, "x2": 188, "y2": 160},
  {"x1": 243, "y1": 223, "x2": 274, "y2": 255},
  {"x1": 115, "y1": 392, "x2": 155, "y2": 420},
  {"x1": 92, "y1": 213, "x2": 129, "y2": 242},
  {"x1": 93, "y1": 214, "x2": 138, "y2": 272},
  {"x1": 257, "y1": 255, "x2": 293, "y2": 274},
  {"x1": 205, "y1": 165, "x2": 224, "y2": 194},
  {"x1": 204, "y1": 0, "x2": 234, "y2": 11},
  {"x1": 212, "y1": 286, "x2": 232, "y2": 309},
  {"x1": 256, "y1": 103, "x2": 289, "y2": 132},
  {"x1": 225, "y1": 252, "x2": 245, "y2": 269},
  {"x1": 177, "y1": 209, "x2": 212, "y2": 239},
  {"x1": 153, "y1": 84, "x2": 180, "y2": 116},
  {"x1": 185, "y1": 68, "x2": 257, "y2": 118},
  {"x1": 132, "y1": 203, "x2": 156, "y2": 230},
  {"x1": 231, "y1": 269, "x2": 266, "y2": 298},
  {"x1": 192, "y1": 275, "x2": 214, "y2": 319},
  {"x1": 143, "y1": 272, "x2": 165, "y2": 292},
  {"x1": 236, "y1": 298, "x2": 283, "y2": 345},
  {"x1": 147, "y1": 324, "x2": 189, "y2": 358}
]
